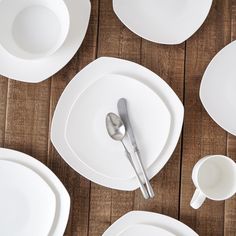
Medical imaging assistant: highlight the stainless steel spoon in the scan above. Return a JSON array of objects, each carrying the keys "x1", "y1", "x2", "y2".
[{"x1": 106, "y1": 112, "x2": 149, "y2": 199}]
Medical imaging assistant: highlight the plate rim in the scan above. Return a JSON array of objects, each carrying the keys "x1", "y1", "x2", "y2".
[
  {"x1": 51, "y1": 57, "x2": 184, "y2": 190},
  {"x1": 0, "y1": 0, "x2": 91, "y2": 83},
  {"x1": 0, "y1": 147, "x2": 70, "y2": 236},
  {"x1": 117, "y1": 223, "x2": 175, "y2": 236},
  {"x1": 102, "y1": 211, "x2": 198, "y2": 236}
]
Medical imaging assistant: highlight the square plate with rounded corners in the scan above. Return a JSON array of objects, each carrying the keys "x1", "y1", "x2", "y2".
[
  {"x1": 200, "y1": 40, "x2": 236, "y2": 136},
  {"x1": 0, "y1": 148, "x2": 70, "y2": 236},
  {"x1": 113, "y1": 0, "x2": 212, "y2": 44},
  {"x1": 0, "y1": 160, "x2": 56, "y2": 236},
  {"x1": 102, "y1": 211, "x2": 198, "y2": 236},
  {"x1": 51, "y1": 57, "x2": 184, "y2": 191},
  {"x1": 0, "y1": 0, "x2": 91, "y2": 82},
  {"x1": 117, "y1": 224, "x2": 175, "y2": 236}
]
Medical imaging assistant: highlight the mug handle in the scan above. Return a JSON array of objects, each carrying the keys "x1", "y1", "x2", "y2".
[{"x1": 190, "y1": 188, "x2": 206, "y2": 209}]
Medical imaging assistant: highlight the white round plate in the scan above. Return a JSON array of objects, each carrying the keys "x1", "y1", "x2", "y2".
[
  {"x1": 118, "y1": 224, "x2": 175, "y2": 236},
  {"x1": 113, "y1": 0, "x2": 212, "y2": 44},
  {"x1": 102, "y1": 211, "x2": 198, "y2": 236},
  {"x1": 200, "y1": 40, "x2": 236, "y2": 136},
  {"x1": 0, "y1": 148, "x2": 70, "y2": 236},
  {"x1": 0, "y1": 0, "x2": 91, "y2": 82},
  {"x1": 51, "y1": 57, "x2": 184, "y2": 190},
  {"x1": 0, "y1": 160, "x2": 56, "y2": 236}
]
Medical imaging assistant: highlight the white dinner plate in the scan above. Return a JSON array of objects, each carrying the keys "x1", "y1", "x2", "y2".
[
  {"x1": 118, "y1": 224, "x2": 175, "y2": 236},
  {"x1": 200, "y1": 40, "x2": 236, "y2": 136},
  {"x1": 51, "y1": 57, "x2": 184, "y2": 190},
  {"x1": 102, "y1": 211, "x2": 198, "y2": 236},
  {"x1": 0, "y1": 160, "x2": 56, "y2": 236},
  {"x1": 113, "y1": 0, "x2": 212, "y2": 44},
  {"x1": 0, "y1": 148, "x2": 70, "y2": 236},
  {"x1": 0, "y1": 0, "x2": 91, "y2": 82}
]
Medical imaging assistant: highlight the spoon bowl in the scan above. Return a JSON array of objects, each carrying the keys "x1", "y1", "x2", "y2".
[{"x1": 106, "y1": 113, "x2": 126, "y2": 141}]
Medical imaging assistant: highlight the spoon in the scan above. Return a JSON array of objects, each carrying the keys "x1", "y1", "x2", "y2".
[{"x1": 106, "y1": 112, "x2": 149, "y2": 199}]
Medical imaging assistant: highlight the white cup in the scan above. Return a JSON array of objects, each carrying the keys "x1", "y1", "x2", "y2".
[
  {"x1": 0, "y1": 0, "x2": 70, "y2": 60},
  {"x1": 190, "y1": 155, "x2": 236, "y2": 209}
]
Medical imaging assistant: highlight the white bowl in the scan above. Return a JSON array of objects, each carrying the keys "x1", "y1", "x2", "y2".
[
  {"x1": 0, "y1": 0, "x2": 91, "y2": 82},
  {"x1": 0, "y1": 0, "x2": 70, "y2": 60}
]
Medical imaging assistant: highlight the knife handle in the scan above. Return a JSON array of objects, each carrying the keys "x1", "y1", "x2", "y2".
[
  {"x1": 121, "y1": 141, "x2": 150, "y2": 199},
  {"x1": 134, "y1": 149, "x2": 155, "y2": 198}
]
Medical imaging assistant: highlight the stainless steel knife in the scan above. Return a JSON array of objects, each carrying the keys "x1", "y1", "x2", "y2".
[{"x1": 117, "y1": 98, "x2": 155, "y2": 198}]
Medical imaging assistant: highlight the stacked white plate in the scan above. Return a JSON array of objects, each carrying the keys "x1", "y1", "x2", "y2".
[
  {"x1": 0, "y1": 148, "x2": 70, "y2": 236},
  {"x1": 51, "y1": 57, "x2": 184, "y2": 191},
  {"x1": 102, "y1": 211, "x2": 198, "y2": 236},
  {"x1": 113, "y1": 0, "x2": 213, "y2": 44}
]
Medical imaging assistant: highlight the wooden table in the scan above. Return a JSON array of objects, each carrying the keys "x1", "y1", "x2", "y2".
[{"x1": 0, "y1": 0, "x2": 235, "y2": 235}]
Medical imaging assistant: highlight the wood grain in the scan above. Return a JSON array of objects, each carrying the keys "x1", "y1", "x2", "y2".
[
  {"x1": 0, "y1": 77, "x2": 8, "y2": 146},
  {"x1": 3, "y1": 79, "x2": 51, "y2": 165},
  {"x1": 224, "y1": 1, "x2": 236, "y2": 235},
  {"x1": 134, "y1": 38, "x2": 185, "y2": 219},
  {"x1": 0, "y1": 0, "x2": 235, "y2": 235},
  {"x1": 180, "y1": 0, "x2": 231, "y2": 235}
]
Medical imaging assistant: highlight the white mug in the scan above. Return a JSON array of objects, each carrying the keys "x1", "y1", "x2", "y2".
[{"x1": 190, "y1": 155, "x2": 236, "y2": 209}]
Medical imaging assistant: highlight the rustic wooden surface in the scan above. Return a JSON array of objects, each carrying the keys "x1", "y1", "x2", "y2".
[{"x1": 0, "y1": 0, "x2": 236, "y2": 235}]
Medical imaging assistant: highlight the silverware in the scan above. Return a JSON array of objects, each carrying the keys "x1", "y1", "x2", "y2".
[
  {"x1": 117, "y1": 98, "x2": 155, "y2": 198},
  {"x1": 105, "y1": 112, "x2": 149, "y2": 199}
]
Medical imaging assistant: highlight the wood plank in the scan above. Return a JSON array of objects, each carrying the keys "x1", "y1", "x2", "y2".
[
  {"x1": 47, "y1": 1, "x2": 99, "y2": 235},
  {"x1": 180, "y1": 0, "x2": 231, "y2": 235},
  {"x1": 88, "y1": 1, "x2": 141, "y2": 235},
  {"x1": 224, "y1": 0, "x2": 236, "y2": 234},
  {"x1": 0, "y1": 77, "x2": 8, "y2": 146},
  {"x1": 225, "y1": 135, "x2": 236, "y2": 235},
  {"x1": 4, "y1": 79, "x2": 51, "y2": 163},
  {"x1": 133, "y1": 42, "x2": 185, "y2": 218}
]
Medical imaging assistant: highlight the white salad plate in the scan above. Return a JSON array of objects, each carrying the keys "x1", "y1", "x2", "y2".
[
  {"x1": 0, "y1": 148, "x2": 70, "y2": 236},
  {"x1": 0, "y1": 0, "x2": 91, "y2": 82},
  {"x1": 51, "y1": 57, "x2": 184, "y2": 191},
  {"x1": 102, "y1": 211, "x2": 198, "y2": 236},
  {"x1": 113, "y1": 0, "x2": 212, "y2": 44},
  {"x1": 0, "y1": 160, "x2": 56, "y2": 236},
  {"x1": 200, "y1": 40, "x2": 236, "y2": 136}
]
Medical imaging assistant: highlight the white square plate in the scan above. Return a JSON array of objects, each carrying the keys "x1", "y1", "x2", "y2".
[
  {"x1": 113, "y1": 0, "x2": 212, "y2": 44},
  {"x1": 51, "y1": 57, "x2": 184, "y2": 190},
  {"x1": 102, "y1": 211, "x2": 198, "y2": 236},
  {"x1": 0, "y1": 148, "x2": 70, "y2": 236}
]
